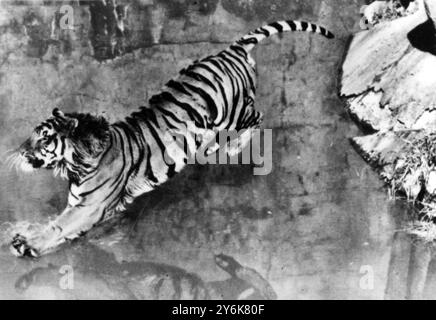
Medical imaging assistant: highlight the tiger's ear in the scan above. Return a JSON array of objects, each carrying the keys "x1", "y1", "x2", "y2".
[
  {"x1": 52, "y1": 108, "x2": 78, "y2": 134},
  {"x1": 65, "y1": 117, "x2": 79, "y2": 134},
  {"x1": 52, "y1": 108, "x2": 65, "y2": 119}
]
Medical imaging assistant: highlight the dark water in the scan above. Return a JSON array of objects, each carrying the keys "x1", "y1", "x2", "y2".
[
  {"x1": 0, "y1": 218, "x2": 278, "y2": 300},
  {"x1": 0, "y1": 198, "x2": 435, "y2": 300}
]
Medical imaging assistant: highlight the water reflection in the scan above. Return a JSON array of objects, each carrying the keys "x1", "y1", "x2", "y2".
[
  {"x1": 385, "y1": 232, "x2": 436, "y2": 300},
  {"x1": 6, "y1": 241, "x2": 276, "y2": 300},
  {"x1": 2, "y1": 199, "x2": 436, "y2": 299}
]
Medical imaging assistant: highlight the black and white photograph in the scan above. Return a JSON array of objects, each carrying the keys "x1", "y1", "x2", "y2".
[{"x1": 0, "y1": 0, "x2": 436, "y2": 303}]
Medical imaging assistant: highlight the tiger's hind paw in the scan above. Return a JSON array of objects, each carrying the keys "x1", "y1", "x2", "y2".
[{"x1": 10, "y1": 234, "x2": 40, "y2": 258}]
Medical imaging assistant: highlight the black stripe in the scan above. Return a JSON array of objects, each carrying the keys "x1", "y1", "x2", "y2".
[
  {"x1": 287, "y1": 20, "x2": 297, "y2": 31},
  {"x1": 180, "y1": 134, "x2": 190, "y2": 162},
  {"x1": 155, "y1": 106, "x2": 187, "y2": 126},
  {"x1": 319, "y1": 26, "x2": 334, "y2": 38},
  {"x1": 320, "y1": 26, "x2": 326, "y2": 36},
  {"x1": 181, "y1": 69, "x2": 218, "y2": 93},
  {"x1": 229, "y1": 45, "x2": 247, "y2": 59},
  {"x1": 196, "y1": 63, "x2": 224, "y2": 82},
  {"x1": 79, "y1": 177, "x2": 111, "y2": 197},
  {"x1": 182, "y1": 81, "x2": 218, "y2": 121},
  {"x1": 158, "y1": 112, "x2": 178, "y2": 130},
  {"x1": 117, "y1": 121, "x2": 141, "y2": 152},
  {"x1": 204, "y1": 57, "x2": 228, "y2": 76},
  {"x1": 151, "y1": 92, "x2": 205, "y2": 128},
  {"x1": 308, "y1": 22, "x2": 316, "y2": 32},
  {"x1": 236, "y1": 92, "x2": 253, "y2": 130},
  {"x1": 223, "y1": 50, "x2": 256, "y2": 92},
  {"x1": 108, "y1": 128, "x2": 126, "y2": 188},
  {"x1": 218, "y1": 52, "x2": 247, "y2": 87},
  {"x1": 144, "y1": 119, "x2": 176, "y2": 179},
  {"x1": 237, "y1": 37, "x2": 258, "y2": 46},
  {"x1": 225, "y1": 81, "x2": 241, "y2": 131},
  {"x1": 60, "y1": 136, "x2": 66, "y2": 155},
  {"x1": 269, "y1": 22, "x2": 283, "y2": 33},
  {"x1": 219, "y1": 52, "x2": 250, "y2": 91},
  {"x1": 254, "y1": 27, "x2": 269, "y2": 36},
  {"x1": 75, "y1": 134, "x2": 113, "y2": 187},
  {"x1": 115, "y1": 123, "x2": 145, "y2": 202},
  {"x1": 190, "y1": 61, "x2": 230, "y2": 125},
  {"x1": 39, "y1": 121, "x2": 53, "y2": 129},
  {"x1": 301, "y1": 21, "x2": 308, "y2": 31},
  {"x1": 101, "y1": 130, "x2": 130, "y2": 205},
  {"x1": 214, "y1": 58, "x2": 238, "y2": 129},
  {"x1": 47, "y1": 118, "x2": 59, "y2": 126},
  {"x1": 103, "y1": 171, "x2": 125, "y2": 203},
  {"x1": 260, "y1": 27, "x2": 270, "y2": 36},
  {"x1": 203, "y1": 67, "x2": 228, "y2": 126},
  {"x1": 166, "y1": 79, "x2": 192, "y2": 96},
  {"x1": 47, "y1": 135, "x2": 58, "y2": 156},
  {"x1": 204, "y1": 56, "x2": 237, "y2": 125},
  {"x1": 236, "y1": 98, "x2": 250, "y2": 130},
  {"x1": 96, "y1": 209, "x2": 108, "y2": 225},
  {"x1": 117, "y1": 121, "x2": 145, "y2": 176},
  {"x1": 245, "y1": 111, "x2": 259, "y2": 128},
  {"x1": 69, "y1": 184, "x2": 79, "y2": 200},
  {"x1": 125, "y1": 119, "x2": 146, "y2": 163},
  {"x1": 145, "y1": 144, "x2": 159, "y2": 184},
  {"x1": 239, "y1": 111, "x2": 250, "y2": 129},
  {"x1": 141, "y1": 107, "x2": 161, "y2": 128}
]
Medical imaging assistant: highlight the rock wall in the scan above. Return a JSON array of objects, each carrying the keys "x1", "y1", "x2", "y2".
[
  {"x1": 0, "y1": 0, "x2": 404, "y2": 299},
  {"x1": 339, "y1": 0, "x2": 436, "y2": 300}
]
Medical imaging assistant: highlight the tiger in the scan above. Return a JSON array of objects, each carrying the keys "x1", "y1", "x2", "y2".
[{"x1": 8, "y1": 20, "x2": 334, "y2": 258}]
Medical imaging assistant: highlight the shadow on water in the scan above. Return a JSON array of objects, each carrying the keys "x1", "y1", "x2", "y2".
[
  {"x1": 2, "y1": 171, "x2": 436, "y2": 299},
  {"x1": 0, "y1": 162, "x2": 275, "y2": 300},
  {"x1": 1, "y1": 199, "x2": 436, "y2": 299},
  {"x1": 1, "y1": 239, "x2": 276, "y2": 300}
]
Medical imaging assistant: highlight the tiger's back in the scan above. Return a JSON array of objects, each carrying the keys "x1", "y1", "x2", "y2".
[
  {"x1": 10, "y1": 20, "x2": 334, "y2": 258},
  {"x1": 108, "y1": 45, "x2": 262, "y2": 210},
  {"x1": 104, "y1": 20, "x2": 335, "y2": 214}
]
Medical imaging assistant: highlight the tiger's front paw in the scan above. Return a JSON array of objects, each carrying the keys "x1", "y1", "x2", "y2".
[{"x1": 11, "y1": 234, "x2": 40, "y2": 258}]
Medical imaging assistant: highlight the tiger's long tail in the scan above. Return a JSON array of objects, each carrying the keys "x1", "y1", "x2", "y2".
[{"x1": 235, "y1": 20, "x2": 334, "y2": 52}]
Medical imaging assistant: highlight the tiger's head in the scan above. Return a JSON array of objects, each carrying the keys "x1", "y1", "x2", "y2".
[{"x1": 8, "y1": 108, "x2": 110, "y2": 181}]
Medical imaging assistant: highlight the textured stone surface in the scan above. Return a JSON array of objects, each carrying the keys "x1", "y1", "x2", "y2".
[
  {"x1": 340, "y1": 1, "x2": 436, "y2": 300},
  {"x1": 0, "y1": 0, "x2": 419, "y2": 299},
  {"x1": 341, "y1": 2, "x2": 436, "y2": 132},
  {"x1": 340, "y1": 3, "x2": 436, "y2": 201}
]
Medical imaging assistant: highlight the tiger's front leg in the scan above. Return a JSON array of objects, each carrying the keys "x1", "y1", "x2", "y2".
[{"x1": 11, "y1": 205, "x2": 104, "y2": 258}]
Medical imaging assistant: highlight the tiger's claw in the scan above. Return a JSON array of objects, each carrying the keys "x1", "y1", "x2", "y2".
[{"x1": 10, "y1": 234, "x2": 40, "y2": 258}]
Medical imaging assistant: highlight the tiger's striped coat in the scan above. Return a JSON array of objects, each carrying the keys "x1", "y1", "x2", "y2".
[{"x1": 10, "y1": 20, "x2": 334, "y2": 257}]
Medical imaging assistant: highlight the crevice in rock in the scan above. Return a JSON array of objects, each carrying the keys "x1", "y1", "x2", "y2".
[{"x1": 88, "y1": 0, "x2": 131, "y2": 61}]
